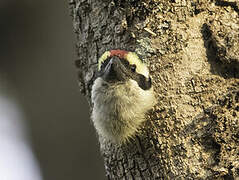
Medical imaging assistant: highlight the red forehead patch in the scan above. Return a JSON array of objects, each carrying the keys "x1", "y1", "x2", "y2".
[{"x1": 110, "y1": 50, "x2": 128, "y2": 59}]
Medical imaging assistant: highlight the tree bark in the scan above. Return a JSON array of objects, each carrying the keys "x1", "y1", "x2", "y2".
[{"x1": 69, "y1": 0, "x2": 239, "y2": 179}]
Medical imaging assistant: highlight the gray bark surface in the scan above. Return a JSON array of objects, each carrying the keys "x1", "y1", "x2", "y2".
[{"x1": 69, "y1": 0, "x2": 239, "y2": 179}]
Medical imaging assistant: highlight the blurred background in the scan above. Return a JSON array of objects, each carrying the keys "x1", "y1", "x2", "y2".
[{"x1": 0, "y1": 0, "x2": 105, "y2": 179}]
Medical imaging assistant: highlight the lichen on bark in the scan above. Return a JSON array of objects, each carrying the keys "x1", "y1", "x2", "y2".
[{"x1": 69, "y1": 0, "x2": 239, "y2": 179}]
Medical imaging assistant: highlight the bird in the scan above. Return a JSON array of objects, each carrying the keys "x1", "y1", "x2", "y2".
[{"x1": 91, "y1": 50, "x2": 156, "y2": 144}]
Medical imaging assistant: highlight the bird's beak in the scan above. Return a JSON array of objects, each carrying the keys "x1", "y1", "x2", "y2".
[{"x1": 102, "y1": 57, "x2": 127, "y2": 83}]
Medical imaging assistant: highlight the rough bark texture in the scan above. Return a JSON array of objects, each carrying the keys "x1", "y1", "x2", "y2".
[{"x1": 69, "y1": 0, "x2": 239, "y2": 179}]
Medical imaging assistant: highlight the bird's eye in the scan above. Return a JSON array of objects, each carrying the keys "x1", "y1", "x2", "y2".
[{"x1": 130, "y1": 64, "x2": 136, "y2": 72}]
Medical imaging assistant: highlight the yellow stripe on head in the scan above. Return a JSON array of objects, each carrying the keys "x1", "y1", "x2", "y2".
[
  {"x1": 98, "y1": 50, "x2": 149, "y2": 78},
  {"x1": 98, "y1": 51, "x2": 111, "y2": 71},
  {"x1": 125, "y1": 52, "x2": 149, "y2": 78}
]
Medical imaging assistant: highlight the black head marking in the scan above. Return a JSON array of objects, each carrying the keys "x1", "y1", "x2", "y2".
[
  {"x1": 132, "y1": 74, "x2": 152, "y2": 90},
  {"x1": 98, "y1": 56, "x2": 152, "y2": 90}
]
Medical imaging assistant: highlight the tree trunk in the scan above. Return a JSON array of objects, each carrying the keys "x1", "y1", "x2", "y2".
[{"x1": 69, "y1": 0, "x2": 239, "y2": 179}]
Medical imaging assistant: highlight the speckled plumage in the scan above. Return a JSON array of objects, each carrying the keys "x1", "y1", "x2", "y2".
[{"x1": 91, "y1": 79, "x2": 156, "y2": 143}]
